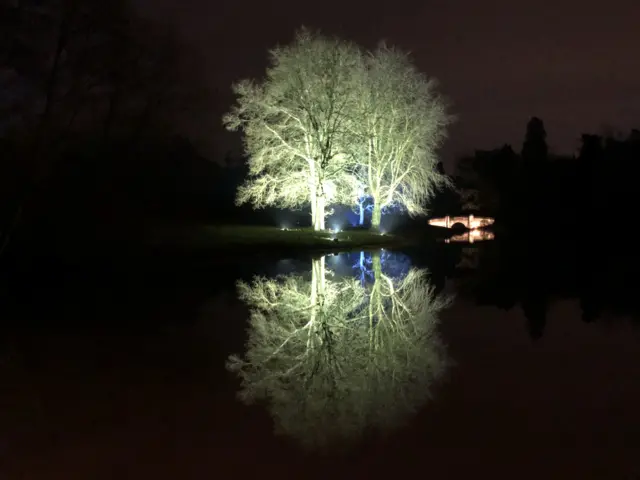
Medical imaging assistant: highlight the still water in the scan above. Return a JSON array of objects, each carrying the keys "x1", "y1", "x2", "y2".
[{"x1": 1, "y1": 238, "x2": 640, "y2": 479}]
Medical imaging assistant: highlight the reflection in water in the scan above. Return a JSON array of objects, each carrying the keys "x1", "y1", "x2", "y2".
[
  {"x1": 227, "y1": 251, "x2": 450, "y2": 450},
  {"x1": 445, "y1": 228, "x2": 495, "y2": 244},
  {"x1": 450, "y1": 235, "x2": 552, "y2": 340},
  {"x1": 457, "y1": 247, "x2": 480, "y2": 270}
]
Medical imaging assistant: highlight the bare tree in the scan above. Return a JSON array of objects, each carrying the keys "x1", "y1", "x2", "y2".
[
  {"x1": 0, "y1": 0, "x2": 202, "y2": 254},
  {"x1": 347, "y1": 45, "x2": 454, "y2": 230},
  {"x1": 223, "y1": 28, "x2": 363, "y2": 230},
  {"x1": 227, "y1": 252, "x2": 450, "y2": 450},
  {"x1": 0, "y1": 0, "x2": 89, "y2": 254}
]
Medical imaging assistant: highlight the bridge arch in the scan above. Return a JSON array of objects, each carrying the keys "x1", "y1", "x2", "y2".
[
  {"x1": 450, "y1": 221, "x2": 467, "y2": 229},
  {"x1": 428, "y1": 215, "x2": 495, "y2": 229}
]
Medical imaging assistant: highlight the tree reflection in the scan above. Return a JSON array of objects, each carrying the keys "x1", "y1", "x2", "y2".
[{"x1": 227, "y1": 252, "x2": 450, "y2": 450}]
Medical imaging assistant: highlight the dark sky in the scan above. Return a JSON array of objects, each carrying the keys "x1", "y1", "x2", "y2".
[{"x1": 135, "y1": 0, "x2": 640, "y2": 169}]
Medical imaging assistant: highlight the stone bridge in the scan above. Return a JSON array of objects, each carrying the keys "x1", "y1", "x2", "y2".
[{"x1": 428, "y1": 215, "x2": 495, "y2": 229}]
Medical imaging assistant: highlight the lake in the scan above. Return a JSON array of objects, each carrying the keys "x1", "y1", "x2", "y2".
[{"x1": 1, "y1": 235, "x2": 639, "y2": 479}]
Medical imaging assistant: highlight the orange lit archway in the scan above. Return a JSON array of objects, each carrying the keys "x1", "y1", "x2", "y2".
[{"x1": 428, "y1": 215, "x2": 494, "y2": 229}]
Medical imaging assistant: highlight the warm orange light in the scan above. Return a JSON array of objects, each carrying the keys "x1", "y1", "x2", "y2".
[
  {"x1": 428, "y1": 215, "x2": 495, "y2": 229},
  {"x1": 447, "y1": 228, "x2": 494, "y2": 243}
]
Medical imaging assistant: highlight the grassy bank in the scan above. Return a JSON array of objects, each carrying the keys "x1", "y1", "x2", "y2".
[
  {"x1": 149, "y1": 225, "x2": 412, "y2": 253},
  {"x1": 0, "y1": 224, "x2": 416, "y2": 273}
]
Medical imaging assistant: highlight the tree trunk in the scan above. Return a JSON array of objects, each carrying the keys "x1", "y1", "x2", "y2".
[
  {"x1": 0, "y1": 2, "x2": 75, "y2": 259},
  {"x1": 358, "y1": 251, "x2": 366, "y2": 286},
  {"x1": 312, "y1": 255, "x2": 326, "y2": 296},
  {"x1": 358, "y1": 200, "x2": 365, "y2": 225},
  {"x1": 37, "y1": 4, "x2": 73, "y2": 149},
  {"x1": 310, "y1": 202, "x2": 317, "y2": 228},
  {"x1": 371, "y1": 201, "x2": 382, "y2": 231},
  {"x1": 368, "y1": 250, "x2": 383, "y2": 343},
  {"x1": 311, "y1": 163, "x2": 326, "y2": 231},
  {"x1": 309, "y1": 255, "x2": 326, "y2": 347},
  {"x1": 314, "y1": 194, "x2": 326, "y2": 231},
  {"x1": 372, "y1": 250, "x2": 382, "y2": 283},
  {"x1": 309, "y1": 160, "x2": 317, "y2": 228}
]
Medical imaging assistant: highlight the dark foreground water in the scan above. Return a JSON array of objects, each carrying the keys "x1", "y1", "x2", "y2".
[{"x1": 1, "y1": 237, "x2": 640, "y2": 479}]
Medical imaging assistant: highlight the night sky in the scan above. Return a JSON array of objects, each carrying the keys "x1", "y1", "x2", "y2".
[{"x1": 135, "y1": 0, "x2": 640, "y2": 168}]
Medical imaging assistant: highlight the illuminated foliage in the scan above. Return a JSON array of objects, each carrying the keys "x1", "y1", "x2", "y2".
[
  {"x1": 347, "y1": 45, "x2": 454, "y2": 229},
  {"x1": 223, "y1": 28, "x2": 363, "y2": 230},
  {"x1": 224, "y1": 30, "x2": 454, "y2": 231},
  {"x1": 227, "y1": 253, "x2": 450, "y2": 450}
]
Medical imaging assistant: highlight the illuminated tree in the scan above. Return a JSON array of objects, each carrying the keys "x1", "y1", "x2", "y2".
[
  {"x1": 223, "y1": 28, "x2": 363, "y2": 230},
  {"x1": 227, "y1": 252, "x2": 450, "y2": 450},
  {"x1": 351, "y1": 181, "x2": 374, "y2": 226},
  {"x1": 347, "y1": 45, "x2": 454, "y2": 230}
]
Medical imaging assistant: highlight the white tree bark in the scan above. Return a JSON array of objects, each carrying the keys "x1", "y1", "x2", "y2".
[
  {"x1": 345, "y1": 45, "x2": 454, "y2": 226},
  {"x1": 224, "y1": 29, "x2": 363, "y2": 230}
]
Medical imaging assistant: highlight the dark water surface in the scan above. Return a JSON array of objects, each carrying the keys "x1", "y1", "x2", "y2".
[{"x1": 1, "y1": 239, "x2": 639, "y2": 479}]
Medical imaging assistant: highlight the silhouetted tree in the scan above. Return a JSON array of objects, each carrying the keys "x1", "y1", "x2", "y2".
[
  {"x1": 0, "y1": 0, "x2": 208, "y2": 256},
  {"x1": 453, "y1": 144, "x2": 522, "y2": 220},
  {"x1": 518, "y1": 117, "x2": 549, "y2": 226},
  {"x1": 521, "y1": 116, "x2": 548, "y2": 165},
  {"x1": 430, "y1": 162, "x2": 461, "y2": 216},
  {"x1": 576, "y1": 134, "x2": 602, "y2": 211}
]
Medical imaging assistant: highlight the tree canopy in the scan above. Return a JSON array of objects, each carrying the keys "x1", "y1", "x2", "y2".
[
  {"x1": 223, "y1": 28, "x2": 363, "y2": 230},
  {"x1": 224, "y1": 28, "x2": 453, "y2": 231},
  {"x1": 347, "y1": 45, "x2": 454, "y2": 228}
]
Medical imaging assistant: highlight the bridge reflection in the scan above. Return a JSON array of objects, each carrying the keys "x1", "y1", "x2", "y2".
[{"x1": 445, "y1": 229, "x2": 495, "y2": 244}]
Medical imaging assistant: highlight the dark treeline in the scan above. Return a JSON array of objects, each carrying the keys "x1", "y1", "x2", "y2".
[
  {"x1": 431, "y1": 116, "x2": 640, "y2": 338},
  {"x1": 438, "y1": 116, "x2": 640, "y2": 235},
  {"x1": 0, "y1": 0, "x2": 231, "y2": 259}
]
